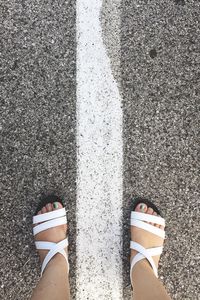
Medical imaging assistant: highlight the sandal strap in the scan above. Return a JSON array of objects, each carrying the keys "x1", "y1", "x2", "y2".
[
  {"x1": 33, "y1": 216, "x2": 67, "y2": 236},
  {"x1": 35, "y1": 241, "x2": 67, "y2": 272},
  {"x1": 35, "y1": 240, "x2": 68, "y2": 250},
  {"x1": 130, "y1": 241, "x2": 163, "y2": 285},
  {"x1": 33, "y1": 208, "x2": 69, "y2": 276},
  {"x1": 33, "y1": 207, "x2": 66, "y2": 224},
  {"x1": 131, "y1": 211, "x2": 165, "y2": 226},
  {"x1": 130, "y1": 219, "x2": 165, "y2": 239},
  {"x1": 39, "y1": 238, "x2": 69, "y2": 276}
]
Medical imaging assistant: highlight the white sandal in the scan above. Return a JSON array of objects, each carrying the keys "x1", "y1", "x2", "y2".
[
  {"x1": 130, "y1": 199, "x2": 166, "y2": 287},
  {"x1": 33, "y1": 206, "x2": 69, "y2": 277}
]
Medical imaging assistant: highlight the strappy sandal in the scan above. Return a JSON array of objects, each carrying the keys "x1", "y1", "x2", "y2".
[
  {"x1": 130, "y1": 197, "x2": 166, "y2": 287},
  {"x1": 32, "y1": 194, "x2": 69, "y2": 277}
]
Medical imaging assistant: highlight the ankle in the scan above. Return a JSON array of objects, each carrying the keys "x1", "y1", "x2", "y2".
[
  {"x1": 132, "y1": 259, "x2": 154, "y2": 280},
  {"x1": 44, "y1": 253, "x2": 69, "y2": 274},
  {"x1": 131, "y1": 260, "x2": 172, "y2": 300}
]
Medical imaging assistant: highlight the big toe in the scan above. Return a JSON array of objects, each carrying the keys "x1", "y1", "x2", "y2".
[
  {"x1": 45, "y1": 201, "x2": 63, "y2": 212},
  {"x1": 135, "y1": 203, "x2": 148, "y2": 213},
  {"x1": 52, "y1": 201, "x2": 63, "y2": 210}
]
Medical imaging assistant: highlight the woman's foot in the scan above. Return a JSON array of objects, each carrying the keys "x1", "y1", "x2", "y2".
[
  {"x1": 33, "y1": 201, "x2": 68, "y2": 266},
  {"x1": 31, "y1": 201, "x2": 71, "y2": 300},
  {"x1": 131, "y1": 202, "x2": 165, "y2": 271}
]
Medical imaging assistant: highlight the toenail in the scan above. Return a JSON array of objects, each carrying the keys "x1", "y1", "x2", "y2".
[
  {"x1": 53, "y1": 202, "x2": 59, "y2": 209},
  {"x1": 139, "y1": 203, "x2": 147, "y2": 212}
]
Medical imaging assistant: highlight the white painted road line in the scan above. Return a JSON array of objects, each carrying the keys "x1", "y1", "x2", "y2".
[{"x1": 76, "y1": 0, "x2": 123, "y2": 299}]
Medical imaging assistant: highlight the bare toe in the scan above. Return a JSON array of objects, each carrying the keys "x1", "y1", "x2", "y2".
[
  {"x1": 41, "y1": 206, "x2": 47, "y2": 214},
  {"x1": 135, "y1": 203, "x2": 148, "y2": 213},
  {"x1": 53, "y1": 201, "x2": 63, "y2": 210},
  {"x1": 153, "y1": 212, "x2": 160, "y2": 227},
  {"x1": 147, "y1": 207, "x2": 153, "y2": 214},
  {"x1": 147, "y1": 207, "x2": 154, "y2": 225},
  {"x1": 46, "y1": 203, "x2": 53, "y2": 212}
]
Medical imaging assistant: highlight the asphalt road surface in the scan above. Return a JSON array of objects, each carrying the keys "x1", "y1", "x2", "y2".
[{"x1": 0, "y1": 0, "x2": 199, "y2": 299}]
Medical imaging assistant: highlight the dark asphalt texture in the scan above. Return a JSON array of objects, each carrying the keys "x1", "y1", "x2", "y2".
[
  {"x1": 0, "y1": 0, "x2": 200, "y2": 299},
  {"x1": 121, "y1": 1, "x2": 200, "y2": 299},
  {"x1": 0, "y1": 1, "x2": 76, "y2": 299}
]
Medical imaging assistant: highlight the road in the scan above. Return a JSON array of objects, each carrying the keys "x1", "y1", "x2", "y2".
[{"x1": 0, "y1": 0, "x2": 199, "y2": 299}]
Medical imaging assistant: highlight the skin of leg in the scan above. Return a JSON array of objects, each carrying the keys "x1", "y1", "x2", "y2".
[
  {"x1": 31, "y1": 202, "x2": 70, "y2": 300},
  {"x1": 30, "y1": 253, "x2": 70, "y2": 300},
  {"x1": 131, "y1": 203, "x2": 172, "y2": 300},
  {"x1": 131, "y1": 260, "x2": 172, "y2": 300}
]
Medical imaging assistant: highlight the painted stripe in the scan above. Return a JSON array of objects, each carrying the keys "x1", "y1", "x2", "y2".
[{"x1": 76, "y1": 0, "x2": 123, "y2": 299}]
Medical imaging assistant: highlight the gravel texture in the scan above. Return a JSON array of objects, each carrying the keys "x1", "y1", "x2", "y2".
[
  {"x1": 121, "y1": 1, "x2": 200, "y2": 299},
  {"x1": 0, "y1": 1, "x2": 76, "y2": 299}
]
